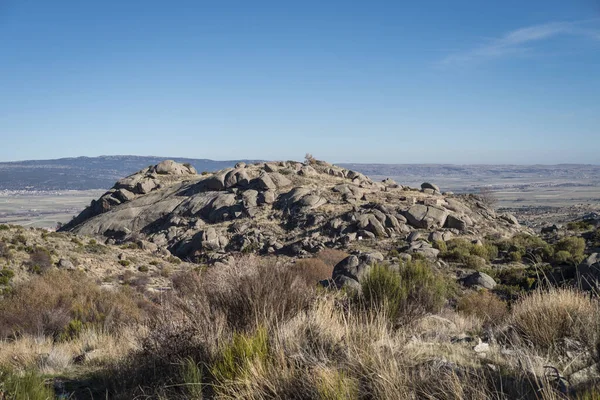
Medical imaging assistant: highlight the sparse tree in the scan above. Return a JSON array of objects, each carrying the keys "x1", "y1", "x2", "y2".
[{"x1": 304, "y1": 153, "x2": 316, "y2": 165}]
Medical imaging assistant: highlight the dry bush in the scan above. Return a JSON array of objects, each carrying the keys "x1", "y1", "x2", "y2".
[
  {"x1": 509, "y1": 287, "x2": 600, "y2": 352},
  {"x1": 0, "y1": 241, "x2": 11, "y2": 260},
  {"x1": 316, "y1": 248, "x2": 349, "y2": 268},
  {"x1": 193, "y1": 256, "x2": 315, "y2": 331},
  {"x1": 457, "y1": 290, "x2": 508, "y2": 326},
  {"x1": 0, "y1": 270, "x2": 149, "y2": 339},
  {"x1": 292, "y1": 258, "x2": 332, "y2": 284},
  {"x1": 95, "y1": 256, "x2": 316, "y2": 398},
  {"x1": 26, "y1": 247, "x2": 53, "y2": 274}
]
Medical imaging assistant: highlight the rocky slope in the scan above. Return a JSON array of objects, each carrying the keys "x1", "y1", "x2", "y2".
[
  {"x1": 0, "y1": 224, "x2": 195, "y2": 291},
  {"x1": 60, "y1": 159, "x2": 528, "y2": 265}
]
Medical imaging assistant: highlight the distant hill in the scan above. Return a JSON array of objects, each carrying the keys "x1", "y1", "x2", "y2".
[
  {"x1": 1, "y1": 155, "x2": 599, "y2": 192},
  {"x1": 0, "y1": 156, "x2": 263, "y2": 191}
]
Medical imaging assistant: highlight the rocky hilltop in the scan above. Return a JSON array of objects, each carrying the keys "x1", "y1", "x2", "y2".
[{"x1": 61, "y1": 159, "x2": 527, "y2": 264}]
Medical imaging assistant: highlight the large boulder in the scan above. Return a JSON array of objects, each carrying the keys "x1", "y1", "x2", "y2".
[
  {"x1": 577, "y1": 253, "x2": 600, "y2": 290},
  {"x1": 155, "y1": 160, "x2": 196, "y2": 175},
  {"x1": 332, "y1": 252, "x2": 384, "y2": 289},
  {"x1": 421, "y1": 182, "x2": 441, "y2": 193},
  {"x1": 405, "y1": 205, "x2": 448, "y2": 229},
  {"x1": 462, "y1": 272, "x2": 496, "y2": 290}
]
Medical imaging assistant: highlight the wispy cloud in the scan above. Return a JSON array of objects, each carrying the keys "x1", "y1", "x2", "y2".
[{"x1": 440, "y1": 20, "x2": 600, "y2": 66}]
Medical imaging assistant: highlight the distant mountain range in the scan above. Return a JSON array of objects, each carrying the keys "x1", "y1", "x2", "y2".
[
  {"x1": 0, "y1": 156, "x2": 599, "y2": 192},
  {"x1": 0, "y1": 156, "x2": 262, "y2": 191}
]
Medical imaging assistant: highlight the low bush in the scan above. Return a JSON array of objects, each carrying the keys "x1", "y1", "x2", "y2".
[
  {"x1": 84, "y1": 242, "x2": 108, "y2": 254},
  {"x1": 0, "y1": 242, "x2": 11, "y2": 260},
  {"x1": 316, "y1": 248, "x2": 349, "y2": 268},
  {"x1": 0, "y1": 268, "x2": 14, "y2": 285},
  {"x1": 10, "y1": 234, "x2": 27, "y2": 245},
  {"x1": 0, "y1": 224, "x2": 9, "y2": 230},
  {"x1": 457, "y1": 290, "x2": 508, "y2": 325},
  {"x1": 361, "y1": 260, "x2": 451, "y2": 323},
  {"x1": 567, "y1": 221, "x2": 593, "y2": 231},
  {"x1": 26, "y1": 247, "x2": 52, "y2": 274},
  {"x1": 553, "y1": 236, "x2": 586, "y2": 265},
  {"x1": 292, "y1": 258, "x2": 332, "y2": 284},
  {"x1": 118, "y1": 260, "x2": 131, "y2": 267},
  {"x1": 495, "y1": 234, "x2": 553, "y2": 263},
  {"x1": 441, "y1": 239, "x2": 498, "y2": 268}
]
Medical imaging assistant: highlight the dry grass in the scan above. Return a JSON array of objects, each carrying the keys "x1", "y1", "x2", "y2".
[
  {"x1": 0, "y1": 327, "x2": 141, "y2": 374},
  {"x1": 509, "y1": 287, "x2": 600, "y2": 352},
  {"x1": 0, "y1": 270, "x2": 150, "y2": 339},
  {"x1": 2, "y1": 255, "x2": 599, "y2": 400}
]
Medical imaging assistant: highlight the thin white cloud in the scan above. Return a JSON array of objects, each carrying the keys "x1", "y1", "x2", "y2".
[{"x1": 440, "y1": 20, "x2": 600, "y2": 66}]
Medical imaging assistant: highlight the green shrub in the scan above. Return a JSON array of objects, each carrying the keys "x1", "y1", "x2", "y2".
[
  {"x1": 495, "y1": 268, "x2": 536, "y2": 291},
  {"x1": 0, "y1": 224, "x2": 9, "y2": 230},
  {"x1": 0, "y1": 369, "x2": 55, "y2": 400},
  {"x1": 361, "y1": 261, "x2": 450, "y2": 323},
  {"x1": 593, "y1": 229, "x2": 600, "y2": 247},
  {"x1": 441, "y1": 239, "x2": 497, "y2": 267},
  {"x1": 138, "y1": 265, "x2": 149, "y2": 273},
  {"x1": 121, "y1": 242, "x2": 140, "y2": 250},
  {"x1": 496, "y1": 234, "x2": 553, "y2": 263},
  {"x1": 567, "y1": 221, "x2": 593, "y2": 231},
  {"x1": 11, "y1": 234, "x2": 27, "y2": 245},
  {"x1": 168, "y1": 256, "x2": 182, "y2": 265},
  {"x1": 432, "y1": 240, "x2": 447, "y2": 252},
  {"x1": 554, "y1": 250, "x2": 573, "y2": 264},
  {"x1": 212, "y1": 327, "x2": 269, "y2": 383},
  {"x1": 554, "y1": 236, "x2": 586, "y2": 265},
  {"x1": 180, "y1": 357, "x2": 203, "y2": 399},
  {"x1": 0, "y1": 268, "x2": 14, "y2": 285},
  {"x1": 84, "y1": 242, "x2": 108, "y2": 254},
  {"x1": 119, "y1": 260, "x2": 131, "y2": 267},
  {"x1": 58, "y1": 318, "x2": 84, "y2": 341}
]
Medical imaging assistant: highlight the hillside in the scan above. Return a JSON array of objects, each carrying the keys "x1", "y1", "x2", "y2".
[{"x1": 60, "y1": 159, "x2": 526, "y2": 266}]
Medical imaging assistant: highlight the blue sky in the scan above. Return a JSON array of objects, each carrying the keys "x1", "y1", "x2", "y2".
[{"x1": 0, "y1": 0, "x2": 599, "y2": 164}]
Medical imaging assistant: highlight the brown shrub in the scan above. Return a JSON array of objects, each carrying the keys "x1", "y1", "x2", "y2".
[
  {"x1": 178, "y1": 256, "x2": 315, "y2": 331},
  {"x1": 0, "y1": 241, "x2": 11, "y2": 260},
  {"x1": 316, "y1": 248, "x2": 349, "y2": 268},
  {"x1": 457, "y1": 290, "x2": 508, "y2": 325},
  {"x1": 292, "y1": 258, "x2": 332, "y2": 284},
  {"x1": 0, "y1": 270, "x2": 149, "y2": 339},
  {"x1": 26, "y1": 247, "x2": 53, "y2": 273}
]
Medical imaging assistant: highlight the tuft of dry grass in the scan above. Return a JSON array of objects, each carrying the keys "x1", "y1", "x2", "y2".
[{"x1": 509, "y1": 287, "x2": 600, "y2": 352}]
